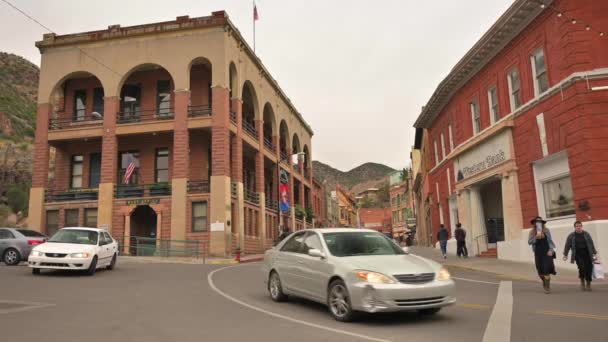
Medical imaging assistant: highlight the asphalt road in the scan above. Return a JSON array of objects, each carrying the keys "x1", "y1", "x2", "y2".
[{"x1": 1, "y1": 259, "x2": 607, "y2": 342}]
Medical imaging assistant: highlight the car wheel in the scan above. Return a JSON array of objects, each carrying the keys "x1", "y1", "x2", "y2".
[
  {"x1": 328, "y1": 280, "x2": 357, "y2": 322},
  {"x1": 418, "y1": 308, "x2": 441, "y2": 316},
  {"x1": 32, "y1": 268, "x2": 40, "y2": 275},
  {"x1": 106, "y1": 254, "x2": 117, "y2": 270},
  {"x1": 268, "y1": 271, "x2": 288, "y2": 302},
  {"x1": 86, "y1": 256, "x2": 98, "y2": 276},
  {"x1": 3, "y1": 248, "x2": 21, "y2": 266}
]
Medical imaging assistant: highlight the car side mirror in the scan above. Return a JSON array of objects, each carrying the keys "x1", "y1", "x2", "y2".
[
  {"x1": 308, "y1": 248, "x2": 325, "y2": 259},
  {"x1": 402, "y1": 247, "x2": 411, "y2": 255}
]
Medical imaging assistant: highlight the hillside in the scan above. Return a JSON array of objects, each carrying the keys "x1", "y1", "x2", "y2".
[
  {"x1": 0, "y1": 52, "x2": 38, "y2": 140},
  {"x1": 312, "y1": 161, "x2": 395, "y2": 194}
]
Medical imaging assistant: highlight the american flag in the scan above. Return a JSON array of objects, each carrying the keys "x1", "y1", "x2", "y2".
[
  {"x1": 253, "y1": 1, "x2": 259, "y2": 21},
  {"x1": 123, "y1": 153, "x2": 136, "y2": 185}
]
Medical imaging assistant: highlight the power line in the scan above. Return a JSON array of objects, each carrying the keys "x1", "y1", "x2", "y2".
[{"x1": 1, "y1": 0, "x2": 123, "y2": 77}]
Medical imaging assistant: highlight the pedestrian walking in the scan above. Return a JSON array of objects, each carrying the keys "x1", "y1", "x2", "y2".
[
  {"x1": 528, "y1": 216, "x2": 557, "y2": 294},
  {"x1": 563, "y1": 221, "x2": 598, "y2": 291},
  {"x1": 437, "y1": 224, "x2": 449, "y2": 259},
  {"x1": 455, "y1": 223, "x2": 468, "y2": 258}
]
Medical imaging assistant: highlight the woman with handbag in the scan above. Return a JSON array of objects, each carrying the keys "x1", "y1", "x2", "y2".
[
  {"x1": 528, "y1": 216, "x2": 557, "y2": 294},
  {"x1": 563, "y1": 221, "x2": 598, "y2": 291}
]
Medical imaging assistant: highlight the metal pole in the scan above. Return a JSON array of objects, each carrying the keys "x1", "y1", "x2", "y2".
[{"x1": 253, "y1": 0, "x2": 256, "y2": 53}]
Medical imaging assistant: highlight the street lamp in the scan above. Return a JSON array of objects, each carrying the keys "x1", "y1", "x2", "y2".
[{"x1": 278, "y1": 151, "x2": 306, "y2": 235}]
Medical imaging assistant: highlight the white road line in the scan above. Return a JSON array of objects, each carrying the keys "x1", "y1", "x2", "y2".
[
  {"x1": 482, "y1": 281, "x2": 513, "y2": 342},
  {"x1": 453, "y1": 277, "x2": 500, "y2": 285},
  {"x1": 208, "y1": 265, "x2": 392, "y2": 342}
]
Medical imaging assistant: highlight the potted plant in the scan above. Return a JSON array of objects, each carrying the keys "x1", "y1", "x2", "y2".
[
  {"x1": 149, "y1": 182, "x2": 171, "y2": 196},
  {"x1": 295, "y1": 205, "x2": 306, "y2": 220},
  {"x1": 305, "y1": 207, "x2": 315, "y2": 223}
]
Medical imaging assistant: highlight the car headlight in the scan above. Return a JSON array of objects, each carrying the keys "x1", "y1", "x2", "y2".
[
  {"x1": 355, "y1": 271, "x2": 396, "y2": 284},
  {"x1": 69, "y1": 252, "x2": 91, "y2": 258},
  {"x1": 437, "y1": 267, "x2": 451, "y2": 281},
  {"x1": 30, "y1": 250, "x2": 44, "y2": 257}
]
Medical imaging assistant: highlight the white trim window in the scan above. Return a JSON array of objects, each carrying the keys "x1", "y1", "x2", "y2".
[
  {"x1": 531, "y1": 48, "x2": 549, "y2": 96},
  {"x1": 440, "y1": 133, "x2": 446, "y2": 160},
  {"x1": 470, "y1": 100, "x2": 481, "y2": 134},
  {"x1": 448, "y1": 124, "x2": 454, "y2": 152},
  {"x1": 488, "y1": 86, "x2": 499, "y2": 124},
  {"x1": 434, "y1": 139, "x2": 439, "y2": 165},
  {"x1": 533, "y1": 152, "x2": 576, "y2": 220},
  {"x1": 507, "y1": 67, "x2": 522, "y2": 111}
]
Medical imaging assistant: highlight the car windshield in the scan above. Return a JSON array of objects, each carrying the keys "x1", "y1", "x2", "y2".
[
  {"x1": 323, "y1": 232, "x2": 405, "y2": 257},
  {"x1": 17, "y1": 229, "x2": 45, "y2": 237},
  {"x1": 47, "y1": 230, "x2": 98, "y2": 245}
]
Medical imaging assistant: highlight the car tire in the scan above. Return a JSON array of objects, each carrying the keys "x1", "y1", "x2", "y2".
[
  {"x1": 268, "y1": 271, "x2": 288, "y2": 302},
  {"x1": 328, "y1": 279, "x2": 357, "y2": 322},
  {"x1": 418, "y1": 308, "x2": 441, "y2": 316},
  {"x1": 32, "y1": 268, "x2": 40, "y2": 275},
  {"x1": 3, "y1": 248, "x2": 21, "y2": 266},
  {"x1": 86, "y1": 256, "x2": 98, "y2": 276},
  {"x1": 106, "y1": 254, "x2": 117, "y2": 270}
]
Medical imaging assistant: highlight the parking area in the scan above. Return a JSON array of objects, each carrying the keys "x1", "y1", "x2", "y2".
[{"x1": 1, "y1": 259, "x2": 607, "y2": 342}]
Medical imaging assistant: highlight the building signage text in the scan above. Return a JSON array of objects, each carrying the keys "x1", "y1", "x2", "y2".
[
  {"x1": 454, "y1": 130, "x2": 512, "y2": 181},
  {"x1": 126, "y1": 198, "x2": 160, "y2": 206}
]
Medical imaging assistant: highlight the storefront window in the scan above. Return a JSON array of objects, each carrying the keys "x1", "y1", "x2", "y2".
[
  {"x1": 542, "y1": 175, "x2": 575, "y2": 218},
  {"x1": 46, "y1": 210, "x2": 59, "y2": 237},
  {"x1": 65, "y1": 209, "x2": 79, "y2": 227}
]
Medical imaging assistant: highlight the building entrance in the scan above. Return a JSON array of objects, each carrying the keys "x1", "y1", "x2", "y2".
[
  {"x1": 130, "y1": 205, "x2": 157, "y2": 256},
  {"x1": 479, "y1": 179, "x2": 504, "y2": 247}
]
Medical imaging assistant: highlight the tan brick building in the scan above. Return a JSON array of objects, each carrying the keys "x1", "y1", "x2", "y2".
[{"x1": 28, "y1": 11, "x2": 315, "y2": 257}]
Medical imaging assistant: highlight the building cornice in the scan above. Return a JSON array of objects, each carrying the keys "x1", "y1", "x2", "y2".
[{"x1": 414, "y1": 0, "x2": 551, "y2": 128}]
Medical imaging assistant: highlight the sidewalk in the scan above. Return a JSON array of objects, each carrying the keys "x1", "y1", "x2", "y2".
[
  {"x1": 411, "y1": 246, "x2": 590, "y2": 285},
  {"x1": 119, "y1": 253, "x2": 265, "y2": 265}
]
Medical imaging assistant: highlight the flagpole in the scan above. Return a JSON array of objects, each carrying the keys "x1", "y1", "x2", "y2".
[{"x1": 253, "y1": 0, "x2": 256, "y2": 53}]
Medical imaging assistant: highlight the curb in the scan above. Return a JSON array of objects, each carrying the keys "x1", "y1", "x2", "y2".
[{"x1": 239, "y1": 257, "x2": 264, "y2": 264}]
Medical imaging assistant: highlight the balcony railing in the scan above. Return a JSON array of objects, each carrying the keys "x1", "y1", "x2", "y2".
[
  {"x1": 117, "y1": 108, "x2": 174, "y2": 124},
  {"x1": 187, "y1": 180, "x2": 210, "y2": 194},
  {"x1": 266, "y1": 198, "x2": 278, "y2": 211},
  {"x1": 280, "y1": 151, "x2": 289, "y2": 163},
  {"x1": 45, "y1": 188, "x2": 99, "y2": 202},
  {"x1": 49, "y1": 115, "x2": 103, "y2": 130},
  {"x1": 244, "y1": 188, "x2": 260, "y2": 204},
  {"x1": 230, "y1": 111, "x2": 237, "y2": 124},
  {"x1": 231, "y1": 182, "x2": 237, "y2": 198},
  {"x1": 114, "y1": 183, "x2": 172, "y2": 199},
  {"x1": 242, "y1": 120, "x2": 259, "y2": 139},
  {"x1": 188, "y1": 105, "x2": 212, "y2": 118},
  {"x1": 263, "y1": 137, "x2": 275, "y2": 152}
]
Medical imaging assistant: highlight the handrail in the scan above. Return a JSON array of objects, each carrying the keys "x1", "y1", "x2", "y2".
[
  {"x1": 114, "y1": 182, "x2": 172, "y2": 198},
  {"x1": 117, "y1": 108, "x2": 174, "y2": 124},
  {"x1": 263, "y1": 137, "x2": 275, "y2": 152},
  {"x1": 229, "y1": 111, "x2": 237, "y2": 124},
  {"x1": 473, "y1": 233, "x2": 488, "y2": 255},
  {"x1": 188, "y1": 104, "x2": 212, "y2": 117},
  {"x1": 49, "y1": 116, "x2": 103, "y2": 130},
  {"x1": 45, "y1": 188, "x2": 99, "y2": 202},
  {"x1": 244, "y1": 188, "x2": 260, "y2": 204},
  {"x1": 242, "y1": 120, "x2": 259, "y2": 139}
]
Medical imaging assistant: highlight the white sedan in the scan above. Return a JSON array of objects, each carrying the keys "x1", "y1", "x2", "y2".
[{"x1": 28, "y1": 227, "x2": 118, "y2": 276}]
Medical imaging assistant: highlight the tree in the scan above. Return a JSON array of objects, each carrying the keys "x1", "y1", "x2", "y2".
[
  {"x1": 375, "y1": 183, "x2": 390, "y2": 207},
  {"x1": 360, "y1": 197, "x2": 375, "y2": 208},
  {"x1": 7, "y1": 184, "x2": 28, "y2": 214}
]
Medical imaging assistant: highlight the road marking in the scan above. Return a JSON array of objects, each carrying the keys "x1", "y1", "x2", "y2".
[
  {"x1": 0, "y1": 300, "x2": 55, "y2": 314},
  {"x1": 537, "y1": 310, "x2": 608, "y2": 321},
  {"x1": 458, "y1": 303, "x2": 491, "y2": 310},
  {"x1": 482, "y1": 281, "x2": 513, "y2": 342},
  {"x1": 208, "y1": 265, "x2": 392, "y2": 342},
  {"x1": 453, "y1": 277, "x2": 499, "y2": 285}
]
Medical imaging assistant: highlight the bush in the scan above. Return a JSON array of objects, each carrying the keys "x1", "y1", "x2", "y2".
[{"x1": 7, "y1": 184, "x2": 28, "y2": 214}]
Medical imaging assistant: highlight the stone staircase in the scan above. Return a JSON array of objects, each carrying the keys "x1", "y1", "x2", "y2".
[{"x1": 479, "y1": 248, "x2": 498, "y2": 258}]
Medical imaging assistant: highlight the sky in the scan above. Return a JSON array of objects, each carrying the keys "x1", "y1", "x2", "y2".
[{"x1": 0, "y1": 0, "x2": 514, "y2": 171}]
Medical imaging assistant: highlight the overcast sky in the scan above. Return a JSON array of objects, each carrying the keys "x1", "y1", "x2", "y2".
[{"x1": 0, "y1": 0, "x2": 514, "y2": 171}]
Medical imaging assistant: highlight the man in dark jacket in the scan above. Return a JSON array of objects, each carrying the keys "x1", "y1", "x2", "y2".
[
  {"x1": 455, "y1": 223, "x2": 468, "y2": 258},
  {"x1": 437, "y1": 225, "x2": 449, "y2": 259}
]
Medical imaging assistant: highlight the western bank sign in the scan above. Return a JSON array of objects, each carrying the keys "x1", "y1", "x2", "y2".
[{"x1": 455, "y1": 130, "x2": 512, "y2": 181}]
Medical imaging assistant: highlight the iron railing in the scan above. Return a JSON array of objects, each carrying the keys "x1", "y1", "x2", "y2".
[
  {"x1": 474, "y1": 233, "x2": 488, "y2": 256},
  {"x1": 187, "y1": 180, "x2": 210, "y2": 193},
  {"x1": 49, "y1": 116, "x2": 103, "y2": 130},
  {"x1": 266, "y1": 198, "x2": 278, "y2": 211},
  {"x1": 117, "y1": 108, "x2": 174, "y2": 124},
  {"x1": 280, "y1": 151, "x2": 289, "y2": 163},
  {"x1": 245, "y1": 188, "x2": 260, "y2": 204},
  {"x1": 188, "y1": 104, "x2": 212, "y2": 117},
  {"x1": 263, "y1": 137, "x2": 275, "y2": 152},
  {"x1": 229, "y1": 111, "x2": 237, "y2": 124},
  {"x1": 45, "y1": 188, "x2": 99, "y2": 202},
  {"x1": 117, "y1": 236, "x2": 204, "y2": 261},
  {"x1": 114, "y1": 183, "x2": 172, "y2": 198},
  {"x1": 242, "y1": 120, "x2": 259, "y2": 139}
]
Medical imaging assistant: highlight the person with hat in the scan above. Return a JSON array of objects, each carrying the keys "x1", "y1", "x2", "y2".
[
  {"x1": 455, "y1": 223, "x2": 468, "y2": 258},
  {"x1": 528, "y1": 216, "x2": 557, "y2": 294},
  {"x1": 563, "y1": 221, "x2": 598, "y2": 291}
]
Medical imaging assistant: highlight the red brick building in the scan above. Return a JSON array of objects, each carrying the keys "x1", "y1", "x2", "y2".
[
  {"x1": 413, "y1": 0, "x2": 608, "y2": 264},
  {"x1": 312, "y1": 178, "x2": 327, "y2": 227},
  {"x1": 28, "y1": 12, "x2": 316, "y2": 257},
  {"x1": 359, "y1": 208, "x2": 392, "y2": 235}
]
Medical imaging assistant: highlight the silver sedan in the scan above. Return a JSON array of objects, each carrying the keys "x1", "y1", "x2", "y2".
[{"x1": 262, "y1": 228, "x2": 455, "y2": 321}]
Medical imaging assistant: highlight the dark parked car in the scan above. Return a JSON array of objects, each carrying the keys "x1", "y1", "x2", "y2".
[{"x1": 0, "y1": 228, "x2": 47, "y2": 265}]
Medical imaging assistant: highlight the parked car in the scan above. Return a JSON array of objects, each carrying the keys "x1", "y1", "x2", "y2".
[
  {"x1": 28, "y1": 227, "x2": 118, "y2": 276},
  {"x1": 262, "y1": 228, "x2": 455, "y2": 322},
  {"x1": 0, "y1": 228, "x2": 47, "y2": 265}
]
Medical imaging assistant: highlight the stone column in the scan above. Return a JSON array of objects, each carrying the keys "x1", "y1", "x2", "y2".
[
  {"x1": 255, "y1": 120, "x2": 267, "y2": 249},
  {"x1": 156, "y1": 211, "x2": 162, "y2": 251},
  {"x1": 501, "y1": 170, "x2": 524, "y2": 241},
  {"x1": 28, "y1": 103, "x2": 52, "y2": 232},
  {"x1": 209, "y1": 86, "x2": 232, "y2": 257},
  {"x1": 123, "y1": 214, "x2": 131, "y2": 255},
  {"x1": 231, "y1": 98, "x2": 245, "y2": 252},
  {"x1": 98, "y1": 97, "x2": 119, "y2": 232},
  {"x1": 170, "y1": 90, "x2": 190, "y2": 242},
  {"x1": 289, "y1": 172, "x2": 296, "y2": 231},
  {"x1": 468, "y1": 186, "x2": 487, "y2": 255}
]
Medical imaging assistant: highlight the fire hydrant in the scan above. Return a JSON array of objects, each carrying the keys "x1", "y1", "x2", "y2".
[{"x1": 235, "y1": 248, "x2": 241, "y2": 263}]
